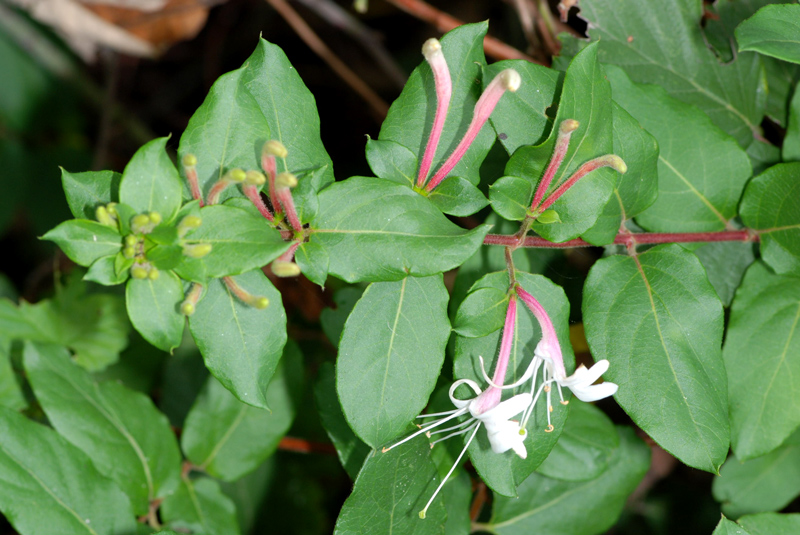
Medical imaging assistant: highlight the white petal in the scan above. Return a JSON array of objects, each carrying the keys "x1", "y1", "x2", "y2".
[
  {"x1": 474, "y1": 393, "x2": 532, "y2": 424},
  {"x1": 569, "y1": 381, "x2": 618, "y2": 402},
  {"x1": 511, "y1": 440, "x2": 528, "y2": 459},
  {"x1": 486, "y1": 420, "x2": 527, "y2": 454}
]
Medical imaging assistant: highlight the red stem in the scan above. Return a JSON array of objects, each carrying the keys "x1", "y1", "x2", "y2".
[
  {"x1": 484, "y1": 230, "x2": 757, "y2": 248},
  {"x1": 278, "y1": 436, "x2": 336, "y2": 455}
]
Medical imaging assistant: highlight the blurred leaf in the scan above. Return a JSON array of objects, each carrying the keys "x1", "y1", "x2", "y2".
[
  {"x1": 337, "y1": 275, "x2": 450, "y2": 448},
  {"x1": 738, "y1": 512, "x2": 800, "y2": 534},
  {"x1": 24, "y1": 342, "x2": 182, "y2": 515},
  {"x1": 783, "y1": 84, "x2": 800, "y2": 161},
  {"x1": 583, "y1": 245, "x2": 729, "y2": 472},
  {"x1": 0, "y1": 336, "x2": 24, "y2": 410},
  {"x1": 736, "y1": 5, "x2": 800, "y2": 64},
  {"x1": 162, "y1": 476, "x2": 240, "y2": 535},
  {"x1": 320, "y1": 287, "x2": 364, "y2": 348}
]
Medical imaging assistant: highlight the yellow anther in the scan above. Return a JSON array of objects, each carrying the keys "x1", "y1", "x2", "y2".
[{"x1": 545, "y1": 424, "x2": 554, "y2": 433}]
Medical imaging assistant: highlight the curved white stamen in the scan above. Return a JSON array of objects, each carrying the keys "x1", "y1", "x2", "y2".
[
  {"x1": 419, "y1": 424, "x2": 480, "y2": 519},
  {"x1": 448, "y1": 378, "x2": 482, "y2": 409},
  {"x1": 381, "y1": 407, "x2": 468, "y2": 453},
  {"x1": 430, "y1": 422, "x2": 480, "y2": 446}
]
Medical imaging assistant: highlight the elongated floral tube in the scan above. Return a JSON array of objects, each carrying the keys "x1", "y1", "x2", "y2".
[
  {"x1": 530, "y1": 119, "x2": 579, "y2": 212},
  {"x1": 473, "y1": 295, "x2": 517, "y2": 414},
  {"x1": 417, "y1": 38, "x2": 452, "y2": 187},
  {"x1": 182, "y1": 154, "x2": 204, "y2": 206},
  {"x1": 241, "y1": 171, "x2": 274, "y2": 222},
  {"x1": 514, "y1": 285, "x2": 565, "y2": 376},
  {"x1": 207, "y1": 168, "x2": 246, "y2": 205},
  {"x1": 262, "y1": 140, "x2": 286, "y2": 215},
  {"x1": 538, "y1": 154, "x2": 627, "y2": 212},
  {"x1": 276, "y1": 172, "x2": 303, "y2": 232},
  {"x1": 223, "y1": 276, "x2": 269, "y2": 309},
  {"x1": 426, "y1": 69, "x2": 521, "y2": 191}
]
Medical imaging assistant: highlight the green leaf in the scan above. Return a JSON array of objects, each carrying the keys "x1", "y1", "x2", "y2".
[
  {"x1": 294, "y1": 240, "x2": 328, "y2": 287},
  {"x1": 485, "y1": 60, "x2": 561, "y2": 155},
  {"x1": 748, "y1": 138, "x2": 782, "y2": 177},
  {"x1": 724, "y1": 262, "x2": 800, "y2": 459},
  {"x1": 161, "y1": 476, "x2": 240, "y2": 535},
  {"x1": 489, "y1": 176, "x2": 534, "y2": 221},
  {"x1": 0, "y1": 337, "x2": 24, "y2": 411},
  {"x1": 218, "y1": 460, "x2": 274, "y2": 534},
  {"x1": 24, "y1": 342, "x2": 182, "y2": 515},
  {"x1": 604, "y1": 65, "x2": 751, "y2": 233},
  {"x1": 536, "y1": 401, "x2": 619, "y2": 481},
  {"x1": 181, "y1": 204, "x2": 289, "y2": 278},
  {"x1": 453, "y1": 286, "x2": 509, "y2": 338},
  {"x1": 320, "y1": 287, "x2": 364, "y2": 348},
  {"x1": 379, "y1": 22, "x2": 491, "y2": 186},
  {"x1": 119, "y1": 137, "x2": 183, "y2": 223},
  {"x1": 740, "y1": 163, "x2": 800, "y2": 276},
  {"x1": 311, "y1": 177, "x2": 490, "y2": 282},
  {"x1": 427, "y1": 176, "x2": 488, "y2": 217},
  {"x1": 0, "y1": 406, "x2": 137, "y2": 535},
  {"x1": 574, "y1": 0, "x2": 765, "y2": 146},
  {"x1": 454, "y1": 272, "x2": 575, "y2": 496},
  {"x1": 736, "y1": 5, "x2": 800, "y2": 64},
  {"x1": 783, "y1": 84, "x2": 800, "y2": 161},
  {"x1": 713, "y1": 431, "x2": 800, "y2": 518},
  {"x1": 583, "y1": 244, "x2": 729, "y2": 472},
  {"x1": 487, "y1": 426, "x2": 649, "y2": 535},
  {"x1": 337, "y1": 275, "x2": 450, "y2": 448},
  {"x1": 692, "y1": 241, "x2": 756, "y2": 307},
  {"x1": 315, "y1": 362, "x2": 370, "y2": 479},
  {"x1": 714, "y1": 517, "x2": 752, "y2": 535},
  {"x1": 764, "y1": 56, "x2": 800, "y2": 128},
  {"x1": 365, "y1": 137, "x2": 417, "y2": 187},
  {"x1": 181, "y1": 341, "x2": 302, "y2": 481},
  {"x1": 188, "y1": 269, "x2": 286, "y2": 409},
  {"x1": 84, "y1": 254, "x2": 128, "y2": 286},
  {"x1": 61, "y1": 168, "x2": 121, "y2": 219},
  {"x1": 126, "y1": 271, "x2": 184, "y2": 353},
  {"x1": 333, "y1": 437, "x2": 446, "y2": 534},
  {"x1": 42, "y1": 219, "x2": 122, "y2": 267},
  {"x1": 505, "y1": 43, "x2": 616, "y2": 242},
  {"x1": 738, "y1": 513, "x2": 800, "y2": 534}
]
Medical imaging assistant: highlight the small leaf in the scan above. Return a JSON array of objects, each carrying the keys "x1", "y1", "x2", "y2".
[
  {"x1": 714, "y1": 517, "x2": 752, "y2": 535},
  {"x1": 583, "y1": 244, "x2": 729, "y2": 472},
  {"x1": 295, "y1": 241, "x2": 329, "y2": 287},
  {"x1": 724, "y1": 262, "x2": 800, "y2": 459},
  {"x1": 333, "y1": 436, "x2": 446, "y2": 534},
  {"x1": 453, "y1": 286, "x2": 509, "y2": 338},
  {"x1": 181, "y1": 341, "x2": 302, "y2": 481},
  {"x1": 188, "y1": 269, "x2": 287, "y2": 409},
  {"x1": 537, "y1": 209, "x2": 561, "y2": 224},
  {"x1": 0, "y1": 406, "x2": 137, "y2": 535},
  {"x1": 24, "y1": 342, "x2": 183, "y2": 515},
  {"x1": 61, "y1": 168, "x2": 121, "y2": 219},
  {"x1": 119, "y1": 137, "x2": 183, "y2": 223},
  {"x1": 738, "y1": 512, "x2": 800, "y2": 534},
  {"x1": 489, "y1": 176, "x2": 534, "y2": 221},
  {"x1": 311, "y1": 177, "x2": 490, "y2": 283},
  {"x1": 736, "y1": 5, "x2": 800, "y2": 64},
  {"x1": 337, "y1": 275, "x2": 450, "y2": 448},
  {"x1": 488, "y1": 426, "x2": 649, "y2": 535},
  {"x1": 43, "y1": 220, "x2": 122, "y2": 267},
  {"x1": 126, "y1": 271, "x2": 185, "y2": 353},
  {"x1": 427, "y1": 176, "x2": 488, "y2": 217},
  {"x1": 740, "y1": 163, "x2": 800, "y2": 276},
  {"x1": 365, "y1": 137, "x2": 417, "y2": 187},
  {"x1": 161, "y1": 476, "x2": 240, "y2": 535},
  {"x1": 84, "y1": 255, "x2": 128, "y2": 286},
  {"x1": 0, "y1": 336, "x2": 25, "y2": 410}
]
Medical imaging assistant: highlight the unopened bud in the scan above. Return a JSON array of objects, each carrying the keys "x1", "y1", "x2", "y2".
[
  {"x1": 245, "y1": 170, "x2": 266, "y2": 186},
  {"x1": 131, "y1": 214, "x2": 150, "y2": 232},
  {"x1": 228, "y1": 168, "x2": 247, "y2": 183},
  {"x1": 253, "y1": 296, "x2": 269, "y2": 309},
  {"x1": 123, "y1": 246, "x2": 136, "y2": 259},
  {"x1": 131, "y1": 266, "x2": 148, "y2": 279},
  {"x1": 148, "y1": 212, "x2": 162, "y2": 225},
  {"x1": 182, "y1": 153, "x2": 198, "y2": 167},
  {"x1": 178, "y1": 215, "x2": 202, "y2": 237},
  {"x1": 106, "y1": 202, "x2": 118, "y2": 216},
  {"x1": 148, "y1": 267, "x2": 160, "y2": 280},
  {"x1": 603, "y1": 154, "x2": 627, "y2": 174},
  {"x1": 124, "y1": 234, "x2": 138, "y2": 247},
  {"x1": 263, "y1": 140, "x2": 288, "y2": 159},
  {"x1": 499, "y1": 69, "x2": 521, "y2": 92},
  {"x1": 183, "y1": 243, "x2": 212, "y2": 259},
  {"x1": 422, "y1": 38, "x2": 442, "y2": 60},
  {"x1": 560, "y1": 119, "x2": 579, "y2": 134},
  {"x1": 272, "y1": 260, "x2": 301, "y2": 278},
  {"x1": 275, "y1": 172, "x2": 297, "y2": 189},
  {"x1": 180, "y1": 302, "x2": 195, "y2": 316},
  {"x1": 96, "y1": 206, "x2": 115, "y2": 228}
]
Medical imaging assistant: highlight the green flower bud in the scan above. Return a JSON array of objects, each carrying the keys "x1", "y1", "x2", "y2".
[
  {"x1": 228, "y1": 168, "x2": 247, "y2": 183},
  {"x1": 180, "y1": 301, "x2": 195, "y2": 316},
  {"x1": 263, "y1": 140, "x2": 288, "y2": 158},
  {"x1": 106, "y1": 202, "x2": 118, "y2": 216},
  {"x1": 272, "y1": 260, "x2": 301, "y2": 278},
  {"x1": 183, "y1": 243, "x2": 212, "y2": 259},
  {"x1": 178, "y1": 215, "x2": 202, "y2": 237},
  {"x1": 96, "y1": 206, "x2": 114, "y2": 227},
  {"x1": 148, "y1": 268, "x2": 160, "y2": 281},
  {"x1": 131, "y1": 214, "x2": 151, "y2": 233},
  {"x1": 182, "y1": 153, "x2": 198, "y2": 167},
  {"x1": 253, "y1": 296, "x2": 269, "y2": 309},
  {"x1": 275, "y1": 172, "x2": 298, "y2": 189},
  {"x1": 245, "y1": 170, "x2": 266, "y2": 186},
  {"x1": 148, "y1": 212, "x2": 162, "y2": 225},
  {"x1": 123, "y1": 246, "x2": 136, "y2": 259},
  {"x1": 131, "y1": 266, "x2": 149, "y2": 279},
  {"x1": 124, "y1": 234, "x2": 138, "y2": 247}
]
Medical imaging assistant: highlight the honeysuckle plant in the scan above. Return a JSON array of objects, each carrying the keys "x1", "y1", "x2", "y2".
[{"x1": 4, "y1": 1, "x2": 800, "y2": 534}]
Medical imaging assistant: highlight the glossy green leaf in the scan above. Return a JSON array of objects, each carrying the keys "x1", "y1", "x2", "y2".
[
  {"x1": 294, "y1": 240, "x2": 328, "y2": 287},
  {"x1": 315, "y1": 362, "x2": 370, "y2": 479},
  {"x1": 748, "y1": 138, "x2": 782, "y2": 176},
  {"x1": 379, "y1": 22, "x2": 491, "y2": 186},
  {"x1": 179, "y1": 37, "x2": 333, "y2": 202},
  {"x1": 320, "y1": 287, "x2": 364, "y2": 348},
  {"x1": 181, "y1": 204, "x2": 289, "y2": 278},
  {"x1": 24, "y1": 342, "x2": 182, "y2": 515},
  {"x1": 119, "y1": 137, "x2": 183, "y2": 223},
  {"x1": 573, "y1": 0, "x2": 764, "y2": 146},
  {"x1": 713, "y1": 431, "x2": 800, "y2": 518},
  {"x1": 84, "y1": 254, "x2": 128, "y2": 286},
  {"x1": 583, "y1": 244, "x2": 729, "y2": 472},
  {"x1": 61, "y1": 169, "x2": 121, "y2": 219},
  {"x1": 605, "y1": 65, "x2": 751, "y2": 233},
  {"x1": 714, "y1": 517, "x2": 752, "y2": 535},
  {"x1": 0, "y1": 406, "x2": 137, "y2": 535},
  {"x1": 783, "y1": 85, "x2": 800, "y2": 161},
  {"x1": 333, "y1": 436, "x2": 446, "y2": 534},
  {"x1": 311, "y1": 177, "x2": 490, "y2": 282},
  {"x1": 736, "y1": 5, "x2": 800, "y2": 64},
  {"x1": 188, "y1": 269, "x2": 286, "y2": 409},
  {"x1": 485, "y1": 60, "x2": 560, "y2": 154},
  {"x1": 454, "y1": 272, "x2": 574, "y2": 496},
  {"x1": 365, "y1": 137, "x2": 417, "y2": 187},
  {"x1": 161, "y1": 476, "x2": 240, "y2": 535},
  {"x1": 536, "y1": 401, "x2": 618, "y2": 481},
  {"x1": 0, "y1": 337, "x2": 24, "y2": 410},
  {"x1": 337, "y1": 275, "x2": 450, "y2": 448},
  {"x1": 738, "y1": 513, "x2": 800, "y2": 534},
  {"x1": 181, "y1": 341, "x2": 302, "y2": 481},
  {"x1": 453, "y1": 286, "x2": 509, "y2": 338},
  {"x1": 489, "y1": 176, "x2": 534, "y2": 221},
  {"x1": 724, "y1": 262, "x2": 800, "y2": 459},
  {"x1": 42, "y1": 219, "x2": 122, "y2": 267},
  {"x1": 126, "y1": 271, "x2": 184, "y2": 353},
  {"x1": 488, "y1": 426, "x2": 649, "y2": 535},
  {"x1": 740, "y1": 163, "x2": 800, "y2": 276},
  {"x1": 427, "y1": 176, "x2": 488, "y2": 217},
  {"x1": 505, "y1": 44, "x2": 616, "y2": 242},
  {"x1": 692, "y1": 241, "x2": 756, "y2": 307}
]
